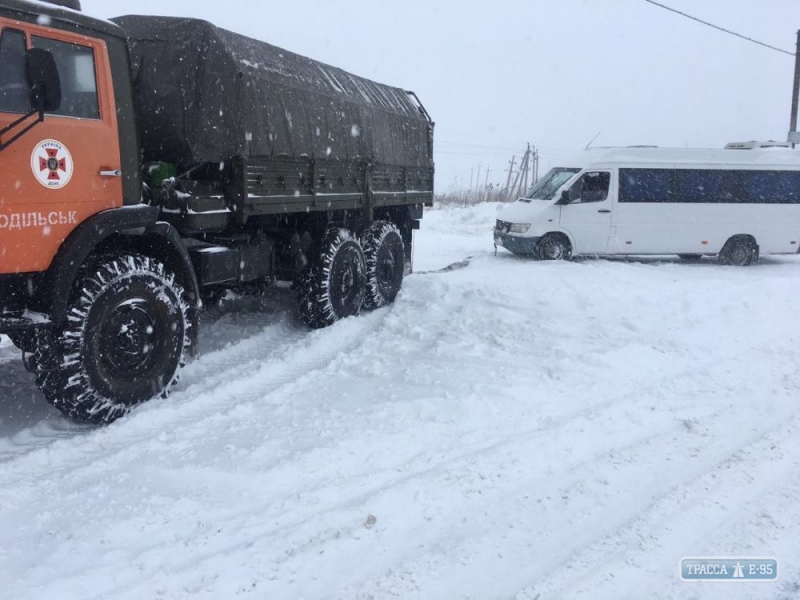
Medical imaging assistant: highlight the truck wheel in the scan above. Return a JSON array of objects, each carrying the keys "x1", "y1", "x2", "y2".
[
  {"x1": 297, "y1": 228, "x2": 366, "y2": 329},
  {"x1": 719, "y1": 237, "x2": 758, "y2": 266},
  {"x1": 538, "y1": 233, "x2": 572, "y2": 261},
  {"x1": 34, "y1": 254, "x2": 190, "y2": 424},
  {"x1": 361, "y1": 221, "x2": 405, "y2": 309}
]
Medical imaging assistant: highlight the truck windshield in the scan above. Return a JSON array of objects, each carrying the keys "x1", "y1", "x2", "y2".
[{"x1": 522, "y1": 168, "x2": 580, "y2": 201}]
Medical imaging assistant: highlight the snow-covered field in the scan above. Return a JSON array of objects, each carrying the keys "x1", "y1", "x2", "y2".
[{"x1": 1, "y1": 203, "x2": 799, "y2": 599}]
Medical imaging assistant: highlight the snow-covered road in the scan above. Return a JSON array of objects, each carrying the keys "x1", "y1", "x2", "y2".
[{"x1": 1, "y1": 204, "x2": 799, "y2": 599}]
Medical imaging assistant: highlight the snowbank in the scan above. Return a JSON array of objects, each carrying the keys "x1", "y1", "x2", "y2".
[{"x1": 425, "y1": 201, "x2": 503, "y2": 236}]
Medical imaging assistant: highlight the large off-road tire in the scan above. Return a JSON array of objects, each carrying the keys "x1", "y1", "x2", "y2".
[
  {"x1": 538, "y1": 233, "x2": 572, "y2": 261},
  {"x1": 297, "y1": 228, "x2": 366, "y2": 329},
  {"x1": 718, "y1": 236, "x2": 758, "y2": 266},
  {"x1": 34, "y1": 254, "x2": 190, "y2": 424},
  {"x1": 361, "y1": 221, "x2": 405, "y2": 309}
]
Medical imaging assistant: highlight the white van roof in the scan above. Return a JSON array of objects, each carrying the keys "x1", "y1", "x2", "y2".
[
  {"x1": 724, "y1": 140, "x2": 791, "y2": 149},
  {"x1": 558, "y1": 147, "x2": 800, "y2": 170}
]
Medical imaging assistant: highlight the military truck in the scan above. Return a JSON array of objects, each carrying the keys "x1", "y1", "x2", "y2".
[{"x1": 0, "y1": 0, "x2": 434, "y2": 423}]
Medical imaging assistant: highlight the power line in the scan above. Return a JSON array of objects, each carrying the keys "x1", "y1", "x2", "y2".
[
  {"x1": 435, "y1": 150, "x2": 573, "y2": 158},
  {"x1": 441, "y1": 137, "x2": 578, "y2": 153},
  {"x1": 436, "y1": 150, "x2": 523, "y2": 157},
  {"x1": 437, "y1": 140, "x2": 523, "y2": 151},
  {"x1": 643, "y1": 0, "x2": 795, "y2": 57},
  {"x1": 435, "y1": 131, "x2": 532, "y2": 145}
]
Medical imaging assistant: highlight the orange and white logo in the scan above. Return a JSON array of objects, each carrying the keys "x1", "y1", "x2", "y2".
[{"x1": 31, "y1": 139, "x2": 74, "y2": 189}]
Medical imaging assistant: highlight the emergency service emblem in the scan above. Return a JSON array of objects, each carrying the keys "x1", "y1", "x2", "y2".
[{"x1": 31, "y1": 139, "x2": 74, "y2": 189}]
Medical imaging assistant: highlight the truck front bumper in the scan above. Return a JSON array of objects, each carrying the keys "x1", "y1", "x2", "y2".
[{"x1": 494, "y1": 231, "x2": 540, "y2": 256}]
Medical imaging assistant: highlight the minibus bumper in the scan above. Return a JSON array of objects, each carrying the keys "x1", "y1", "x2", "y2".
[{"x1": 494, "y1": 231, "x2": 539, "y2": 256}]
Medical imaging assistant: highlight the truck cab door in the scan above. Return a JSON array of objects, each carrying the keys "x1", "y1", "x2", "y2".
[
  {"x1": 558, "y1": 170, "x2": 613, "y2": 255},
  {"x1": 0, "y1": 22, "x2": 122, "y2": 275}
]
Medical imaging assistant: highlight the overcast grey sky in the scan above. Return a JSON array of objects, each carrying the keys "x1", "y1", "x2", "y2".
[{"x1": 83, "y1": 0, "x2": 800, "y2": 191}]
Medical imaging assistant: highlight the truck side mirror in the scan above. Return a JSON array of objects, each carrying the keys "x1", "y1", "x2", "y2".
[
  {"x1": 557, "y1": 189, "x2": 571, "y2": 205},
  {"x1": 26, "y1": 48, "x2": 62, "y2": 113}
]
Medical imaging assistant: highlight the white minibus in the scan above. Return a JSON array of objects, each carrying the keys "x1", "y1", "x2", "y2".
[{"x1": 494, "y1": 147, "x2": 800, "y2": 265}]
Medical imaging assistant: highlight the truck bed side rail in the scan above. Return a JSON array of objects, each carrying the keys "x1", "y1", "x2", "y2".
[{"x1": 238, "y1": 155, "x2": 434, "y2": 220}]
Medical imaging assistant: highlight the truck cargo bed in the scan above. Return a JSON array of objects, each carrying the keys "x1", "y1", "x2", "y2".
[{"x1": 111, "y1": 15, "x2": 434, "y2": 179}]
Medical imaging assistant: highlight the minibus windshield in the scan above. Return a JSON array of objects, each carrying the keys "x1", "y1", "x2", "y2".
[{"x1": 522, "y1": 168, "x2": 580, "y2": 201}]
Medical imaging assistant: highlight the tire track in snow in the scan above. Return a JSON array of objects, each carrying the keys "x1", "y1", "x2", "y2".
[
  {"x1": 0, "y1": 307, "x2": 388, "y2": 485},
  {"x1": 210, "y1": 265, "x2": 799, "y2": 524},
  {"x1": 45, "y1": 328, "x2": 800, "y2": 600},
  {"x1": 344, "y1": 402, "x2": 800, "y2": 600},
  {"x1": 239, "y1": 299, "x2": 799, "y2": 599},
  {"x1": 89, "y1": 371, "x2": 800, "y2": 600},
  {"x1": 0, "y1": 313, "x2": 301, "y2": 463},
  {"x1": 517, "y1": 416, "x2": 800, "y2": 600}
]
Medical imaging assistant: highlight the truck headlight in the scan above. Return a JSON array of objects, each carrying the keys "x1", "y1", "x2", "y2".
[{"x1": 508, "y1": 223, "x2": 531, "y2": 234}]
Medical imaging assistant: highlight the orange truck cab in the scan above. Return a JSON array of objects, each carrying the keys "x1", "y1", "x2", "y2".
[
  {"x1": 1, "y1": 1, "x2": 149, "y2": 287},
  {"x1": 0, "y1": 0, "x2": 434, "y2": 424},
  {"x1": 0, "y1": 0, "x2": 203, "y2": 424}
]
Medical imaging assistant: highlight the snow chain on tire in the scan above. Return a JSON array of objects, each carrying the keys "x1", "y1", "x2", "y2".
[
  {"x1": 34, "y1": 254, "x2": 190, "y2": 424},
  {"x1": 361, "y1": 221, "x2": 405, "y2": 309},
  {"x1": 297, "y1": 228, "x2": 367, "y2": 329}
]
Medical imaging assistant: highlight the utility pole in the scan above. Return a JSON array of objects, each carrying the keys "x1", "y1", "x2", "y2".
[
  {"x1": 521, "y1": 148, "x2": 530, "y2": 195},
  {"x1": 522, "y1": 143, "x2": 531, "y2": 192},
  {"x1": 483, "y1": 165, "x2": 491, "y2": 201},
  {"x1": 790, "y1": 29, "x2": 800, "y2": 148},
  {"x1": 504, "y1": 155, "x2": 517, "y2": 200},
  {"x1": 511, "y1": 145, "x2": 530, "y2": 199},
  {"x1": 469, "y1": 167, "x2": 475, "y2": 192},
  {"x1": 475, "y1": 162, "x2": 482, "y2": 199}
]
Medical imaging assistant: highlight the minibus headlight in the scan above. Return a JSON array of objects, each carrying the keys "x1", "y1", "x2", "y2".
[{"x1": 508, "y1": 223, "x2": 531, "y2": 234}]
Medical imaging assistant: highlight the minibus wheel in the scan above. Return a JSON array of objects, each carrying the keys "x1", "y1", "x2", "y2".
[
  {"x1": 719, "y1": 236, "x2": 758, "y2": 266},
  {"x1": 538, "y1": 234, "x2": 572, "y2": 261}
]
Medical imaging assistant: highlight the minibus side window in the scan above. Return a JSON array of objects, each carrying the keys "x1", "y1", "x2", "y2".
[
  {"x1": 679, "y1": 170, "x2": 721, "y2": 203},
  {"x1": 677, "y1": 170, "x2": 745, "y2": 203},
  {"x1": 714, "y1": 171, "x2": 745, "y2": 203},
  {"x1": 619, "y1": 169, "x2": 673, "y2": 203},
  {"x1": 744, "y1": 171, "x2": 800, "y2": 204},
  {"x1": 0, "y1": 28, "x2": 31, "y2": 115},
  {"x1": 569, "y1": 171, "x2": 610, "y2": 203}
]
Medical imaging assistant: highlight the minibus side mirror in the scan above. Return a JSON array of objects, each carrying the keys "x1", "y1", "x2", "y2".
[
  {"x1": 557, "y1": 190, "x2": 571, "y2": 205},
  {"x1": 26, "y1": 48, "x2": 62, "y2": 113}
]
